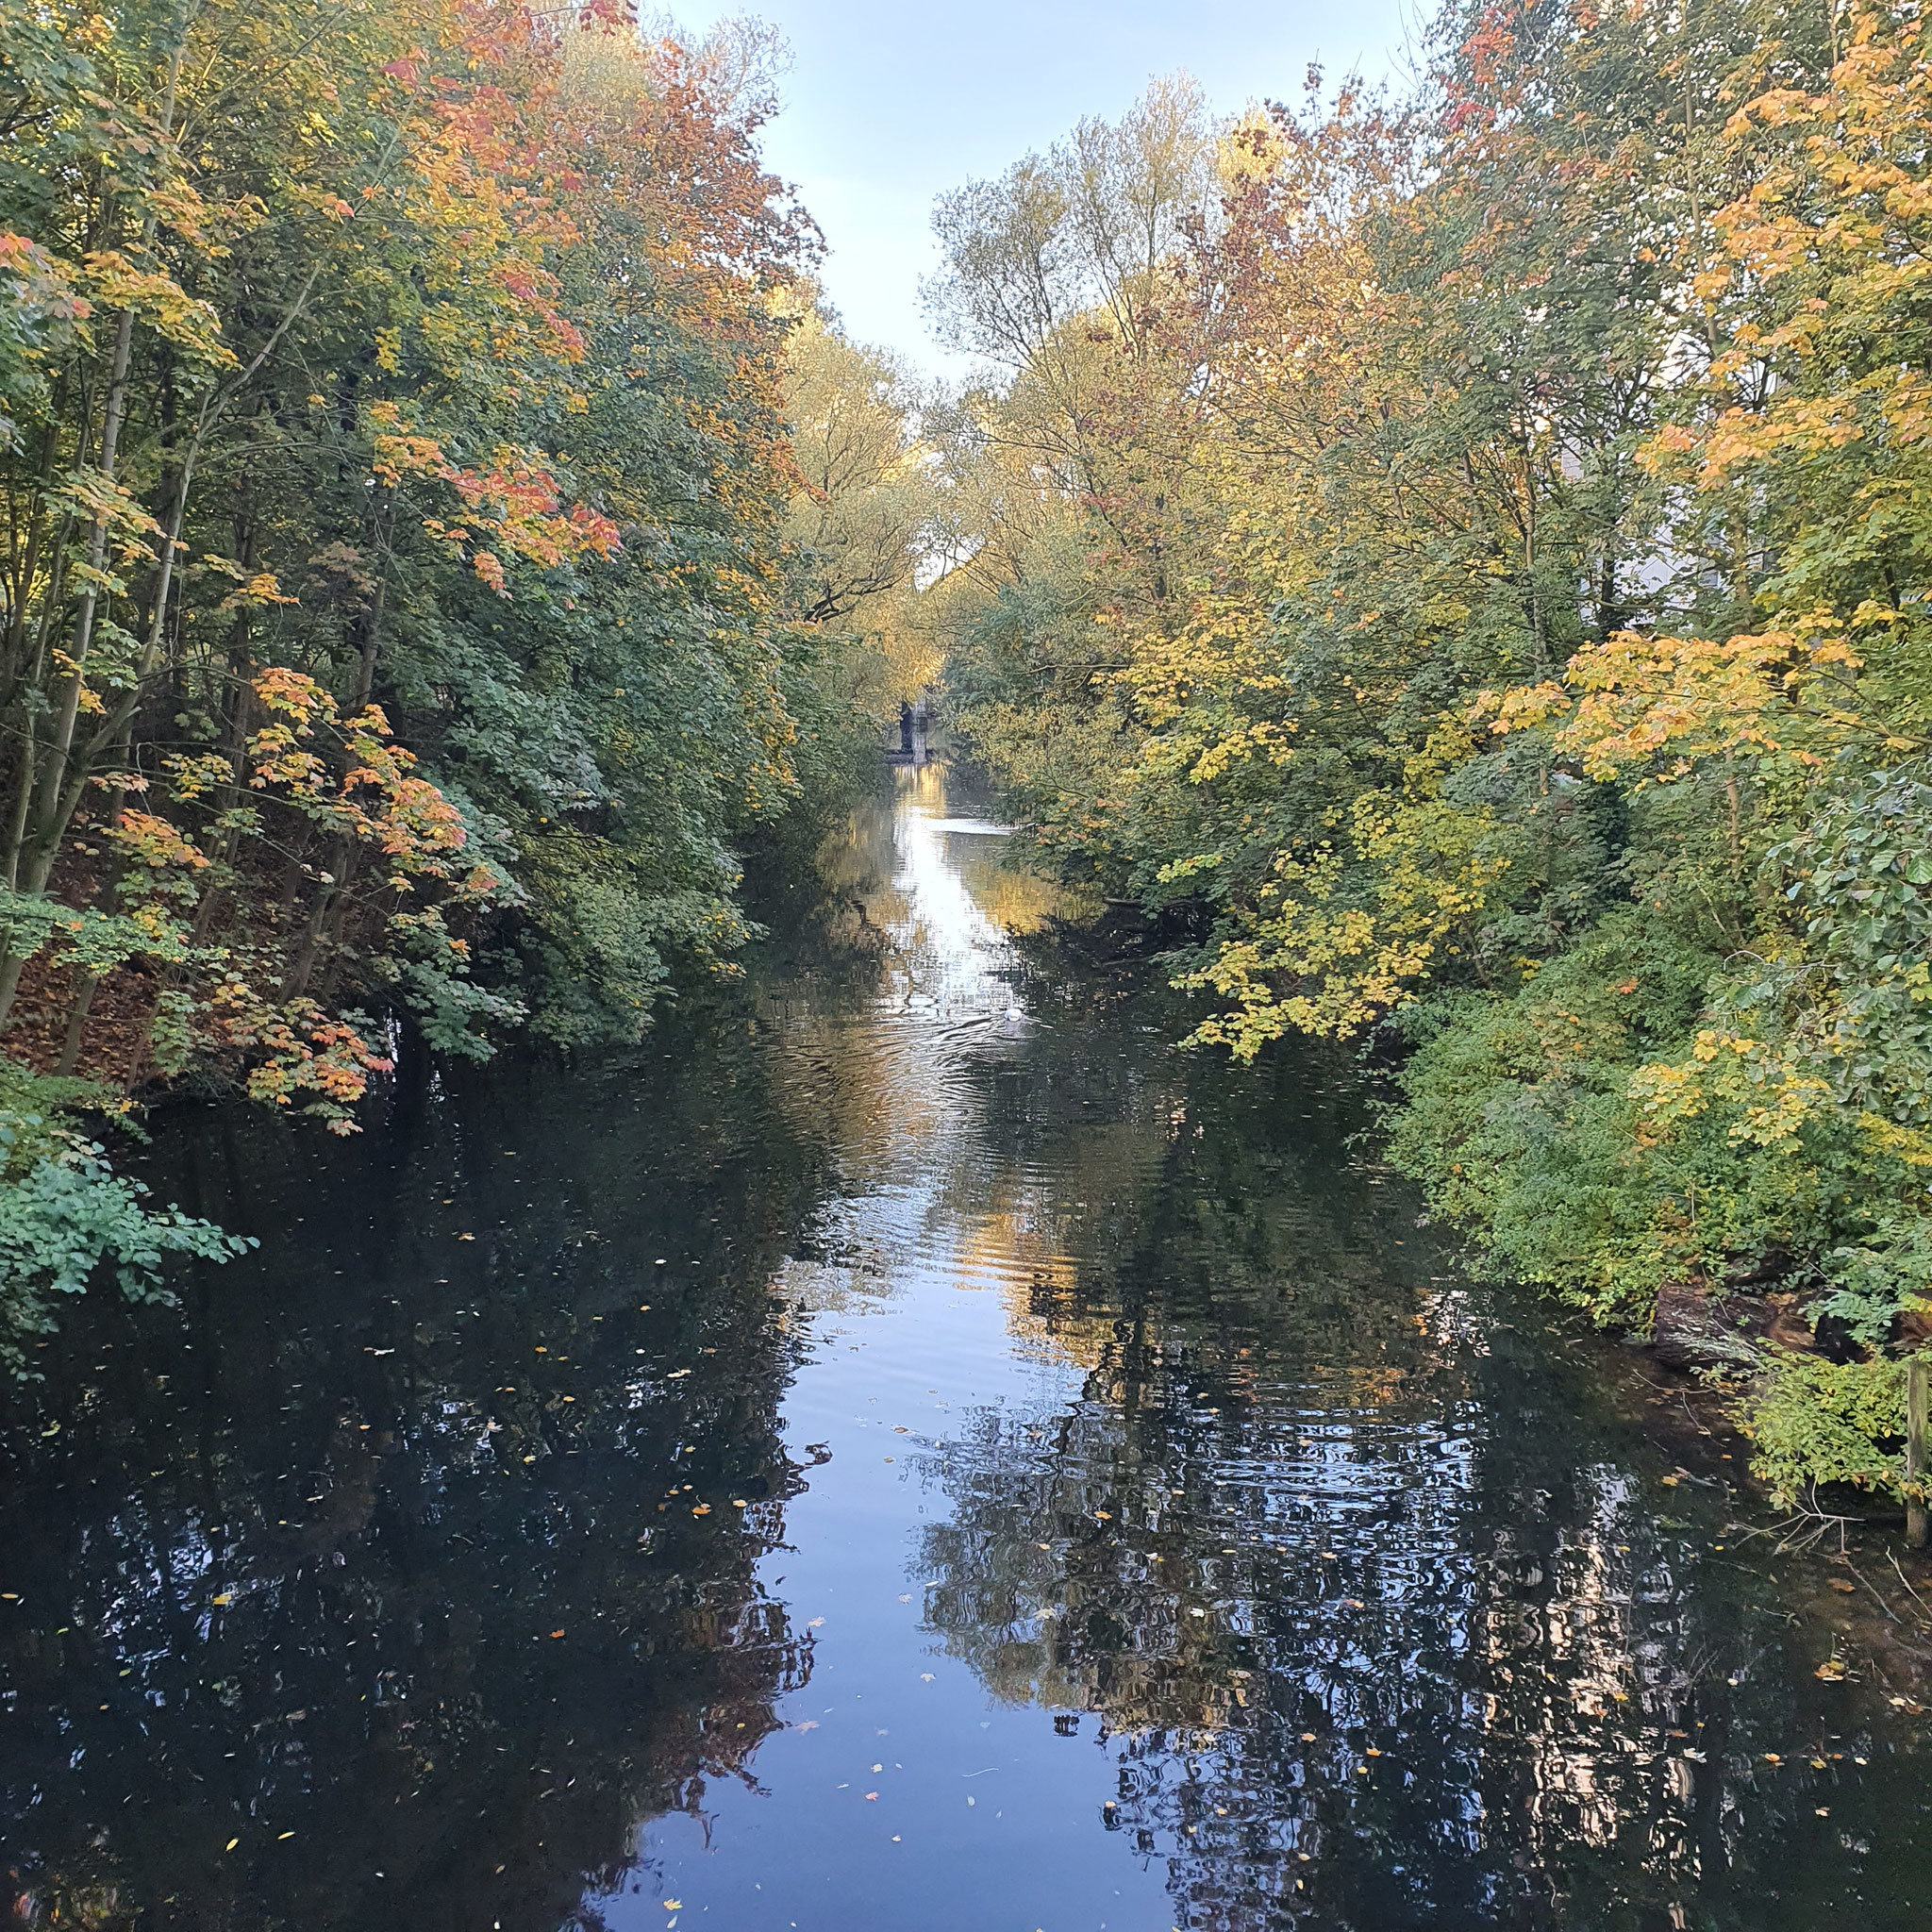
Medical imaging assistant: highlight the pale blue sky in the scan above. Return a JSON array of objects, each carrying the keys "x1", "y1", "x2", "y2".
[{"x1": 683, "y1": 0, "x2": 1423, "y2": 373}]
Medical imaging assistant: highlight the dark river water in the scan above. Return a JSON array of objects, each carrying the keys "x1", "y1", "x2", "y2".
[{"x1": 2, "y1": 766, "x2": 1928, "y2": 1931}]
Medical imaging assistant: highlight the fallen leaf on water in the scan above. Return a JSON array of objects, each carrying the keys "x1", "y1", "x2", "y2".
[
  {"x1": 865, "y1": 1791, "x2": 879, "y2": 1801},
  {"x1": 1815, "y1": 1660, "x2": 1846, "y2": 1681},
  {"x1": 794, "y1": 1721, "x2": 819, "y2": 1732},
  {"x1": 898, "y1": 1593, "x2": 912, "y2": 1604},
  {"x1": 808, "y1": 1617, "x2": 824, "y2": 1628},
  {"x1": 225, "y1": 1839, "x2": 239, "y2": 1852},
  {"x1": 661, "y1": 1902, "x2": 680, "y2": 1911},
  {"x1": 210, "y1": 1594, "x2": 232, "y2": 1607},
  {"x1": 277, "y1": 1831, "x2": 294, "y2": 1840},
  {"x1": 691, "y1": 1504, "x2": 711, "y2": 1516},
  {"x1": 549, "y1": 1629, "x2": 565, "y2": 1639},
  {"x1": 920, "y1": 1674, "x2": 935, "y2": 1682}
]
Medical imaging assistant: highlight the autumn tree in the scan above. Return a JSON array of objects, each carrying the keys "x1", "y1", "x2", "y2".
[{"x1": 0, "y1": 0, "x2": 876, "y2": 1357}]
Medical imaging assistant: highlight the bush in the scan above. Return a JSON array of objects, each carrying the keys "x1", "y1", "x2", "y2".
[
  {"x1": 0, "y1": 1061, "x2": 252, "y2": 1375},
  {"x1": 1736, "y1": 1353, "x2": 1907, "y2": 1508}
]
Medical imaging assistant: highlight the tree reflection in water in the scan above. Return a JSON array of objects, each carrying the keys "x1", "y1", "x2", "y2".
[
  {"x1": 0, "y1": 1016, "x2": 841, "y2": 1931},
  {"x1": 908, "y1": 1025, "x2": 1926, "y2": 1930}
]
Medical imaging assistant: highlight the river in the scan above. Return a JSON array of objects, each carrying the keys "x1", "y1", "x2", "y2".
[{"x1": 2, "y1": 765, "x2": 1927, "y2": 1931}]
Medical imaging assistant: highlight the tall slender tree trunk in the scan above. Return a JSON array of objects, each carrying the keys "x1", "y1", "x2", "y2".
[{"x1": 0, "y1": 40, "x2": 187, "y2": 1028}]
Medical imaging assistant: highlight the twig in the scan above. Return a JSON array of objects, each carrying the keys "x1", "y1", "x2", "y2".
[
  {"x1": 1887, "y1": 1550, "x2": 1932, "y2": 1626},
  {"x1": 1841, "y1": 1558, "x2": 1900, "y2": 1624}
]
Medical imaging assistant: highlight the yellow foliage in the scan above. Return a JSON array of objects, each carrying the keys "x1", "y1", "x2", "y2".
[{"x1": 1177, "y1": 783, "x2": 1511, "y2": 1054}]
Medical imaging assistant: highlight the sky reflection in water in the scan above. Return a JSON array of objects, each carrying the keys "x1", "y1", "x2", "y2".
[{"x1": 1, "y1": 765, "x2": 1927, "y2": 1932}]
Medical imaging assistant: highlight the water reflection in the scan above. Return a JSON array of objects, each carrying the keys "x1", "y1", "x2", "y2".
[
  {"x1": 1, "y1": 767, "x2": 1927, "y2": 1932},
  {"x1": 915, "y1": 1282, "x2": 1918, "y2": 1927},
  {"x1": 0, "y1": 1024, "x2": 828, "y2": 1929}
]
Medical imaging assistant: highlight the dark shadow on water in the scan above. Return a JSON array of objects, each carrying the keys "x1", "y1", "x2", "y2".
[{"x1": 0, "y1": 1013, "x2": 842, "y2": 1930}]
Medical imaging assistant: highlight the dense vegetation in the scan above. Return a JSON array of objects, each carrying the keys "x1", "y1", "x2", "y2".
[
  {"x1": 928, "y1": 0, "x2": 1932, "y2": 1507},
  {"x1": 0, "y1": 0, "x2": 923, "y2": 1362}
]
